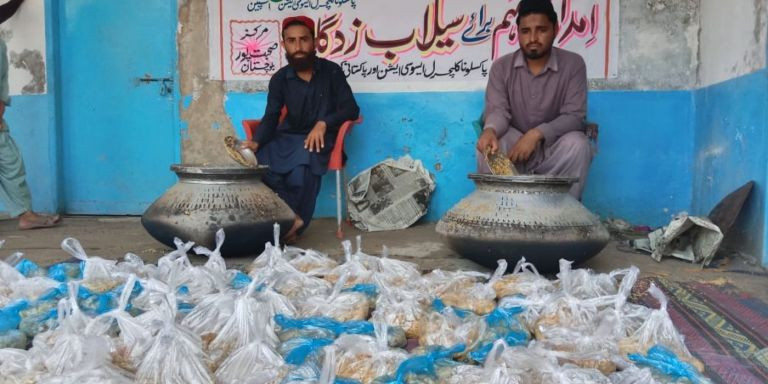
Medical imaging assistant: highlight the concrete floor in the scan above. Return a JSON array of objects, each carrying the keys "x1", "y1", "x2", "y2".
[{"x1": 1, "y1": 215, "x2": 766, "y2": 302}]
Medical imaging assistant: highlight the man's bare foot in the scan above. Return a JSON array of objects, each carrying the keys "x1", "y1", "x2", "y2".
[
  {"x1": 283, "y1": 216, "x2": 304, "y2": 245},
  {"x1": 18, "y1": 211, "x2": 61, "y2": 230}
]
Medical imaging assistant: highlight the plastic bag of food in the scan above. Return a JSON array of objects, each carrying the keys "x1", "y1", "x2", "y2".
[
  {"x1": 180, "y1": 291, "x2": 235, "y2": 348},
  {"x1": 424, "y1": 269, "x2": 494, "y2": 315},
  {"x1": 299, "y1": 272, "x2": 371, "y2": 322},
  {"x1": 0, "y1": 299, "x2": 29, "y2": 333},
  {"x1": 257, "y1": 281, "x2": 297, "y2": 321},
  {"x1": 371, "y1": 282, "x2": 428, "y2": 339},
  {"x1": 374, "y1": 245, "x2": 423, "y2": 290},
  {"x1": 628, "y1": 345, "x2": 712, "y2": 384},
  {"x1": 207, "y1": 278, "x2": 279, "y2": 369},
  {"x1": 19, "y1": 299, "x2": 59, "y2": 338},
  {"x1": 372, "y1": 344, "x2": 465, "y2": 384},
  {"x1": 287, "y1": 246, "x2": 339, "y2": 276},
  {"x1": 279, "y1": 337, "x2": 334, "y2": 366},
  {"x1": 468, "y1": 305, "x2": 529, "y2": 364},
  {"x1": 13, "y1": 257, "x2": 46, "y2": 278},
  {"x1": 135, "y1": 320, "x2": 213, "y2": 384},
  {"x1": 0, "y1": 348, "x2": 42, "y2": 382},
  {"x1": 248, "y1": 224, "x2": 294, "y2": 273},
  {"x1": 38, "y1": 366, "x2": 135, "y2": 384},
  {"x1": 491, "y1": 258, "x2": 556, "y2": 299},
  {"x1": 0, "y1": 252, "x2": 25, "y2": 283},
  {"x1": 536, "y1": 268, "x2": 641, "y2": 375},
  {"x1": 541, "y1": 363, "x2": 611, "y2": 384},
  {"x1": 325, "y1": 240, "x2": 374, "y2": 288},
  {"x1": 116, "y1": 252, "x2": 155, "y2": 279},
  {"x1": 214, "y1": 339, "x2": 288, "y2": 384},
  {"x1": 9, "y1": 276, "x2": 61, "y2": 302},
  {"x1": 269, "y1": 268, "x2": 333, "y2": 300},
  {"x1": 91, "y1": 275, "x2": 153, "y2": 372},
  {"x1": 47, "y1": 261, "x2": 83, "y2": 282},
  {"x1": 43, "y1": 318, "x2": 114, "y2": 376},
  {"x1": 337, "y1": 323, "x2": 408, "y2": 383},
  {"x1": 62, "y1": 238, "x2": 121, "y2": 293},
  {"x1": 274, "y1": 314, "x2": 405, "y2": 347},
  {"x1": 418, "y1": 304, "x2": 486, "y2": 356},
  {"x1": 619, "y1": 283, "x2": 704, "y2": 372},
  {"x1": 556, "y1": 259, "x2": 621, "y2": 300},
  {"x1": 0, "y1": 329, "x2": 27, "y2": 349}
]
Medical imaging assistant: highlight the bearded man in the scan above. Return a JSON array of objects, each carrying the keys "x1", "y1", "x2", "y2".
[
  {"x1": 242, "y1": 16, "x2": 359, "y2": 243},
  {"x1": 476, "y1": 0, "x2": 592, "y2": 199}
]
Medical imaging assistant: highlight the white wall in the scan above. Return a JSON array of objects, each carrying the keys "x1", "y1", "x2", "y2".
[
  {"x1": 699, "y1": 0, "x2": 767, "y2": 87},
  {"x1": 0, "y1": 0, "x2": 47, "y2": 95}
]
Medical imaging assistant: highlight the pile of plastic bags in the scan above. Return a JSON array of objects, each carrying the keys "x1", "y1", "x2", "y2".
[{"x1": 0, "y1": 227, "x2": 712, "y2": 383}]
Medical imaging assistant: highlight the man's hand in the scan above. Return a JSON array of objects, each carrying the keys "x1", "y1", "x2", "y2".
[
  {"x1": 240, "y1": 140, "x2": 259, "y2": 152},
  {"x1": 0, "y1": 103, "x2": 5, "y2": 120},
  {"x1": 508, "y1": 128, "x2": 543, "y2": 164},
  {"x1": 304, "y1": 121, "x2": 327, "y2": 153},
  {"x1": 476, "y1": 128, "x2": 499, "y2": 154}
]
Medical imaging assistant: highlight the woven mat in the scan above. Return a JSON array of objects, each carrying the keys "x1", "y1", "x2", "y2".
[{"x1": 630, "y1": 277, "x2": 768, "y2": 384}]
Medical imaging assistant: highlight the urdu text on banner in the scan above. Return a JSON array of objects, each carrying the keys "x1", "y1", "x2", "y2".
[{"x1": 208, "y1": 0, "x2": 619, "y2": 92}]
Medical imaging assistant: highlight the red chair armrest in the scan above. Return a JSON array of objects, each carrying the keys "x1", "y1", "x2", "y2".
[
  {"x1": 242, "y1": 119, "x2": 261, "y2": 141},
  {"x1": 329, "y1": 115, "x2": 363, "y2": 171}
]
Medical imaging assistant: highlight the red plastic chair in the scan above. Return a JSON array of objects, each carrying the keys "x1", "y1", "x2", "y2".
[{"x1": 242, "y1": 107, "x2": 362, "y2": 239}]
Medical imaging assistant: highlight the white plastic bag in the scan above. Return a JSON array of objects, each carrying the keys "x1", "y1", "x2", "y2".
[
  {"x1": 135, "y1": 320, "x2": 214, "y2": 384},
  {"x1": 61, "y1": 238, "x2": 120, "y2": 293},
  {"x1": 207, "y1": 278, "x2": 279, "y2": 368},
  {"x1": 214, "y1": 340, "x2": 287, "y2": 384}
]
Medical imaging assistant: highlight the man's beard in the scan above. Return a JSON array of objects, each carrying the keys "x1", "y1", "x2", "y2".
[
  {"x1": 286, "y1": 50, "x2": 316, "y2": 71},
  {"x1": 522, "y1": 44, "x2": 552, "y2": 60}
]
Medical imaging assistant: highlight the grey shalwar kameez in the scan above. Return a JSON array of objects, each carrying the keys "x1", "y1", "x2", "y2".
[{"x1": 479, "y1": 47, "x2": 593, "y2": 198}]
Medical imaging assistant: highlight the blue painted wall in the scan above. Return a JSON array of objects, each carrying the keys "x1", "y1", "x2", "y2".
[
  {"x1": 692, "y1": 69, "x2": 768, "y2": 264},
  {"x1": 225, "y1": 90, "x2": 695, "y2": 227}
]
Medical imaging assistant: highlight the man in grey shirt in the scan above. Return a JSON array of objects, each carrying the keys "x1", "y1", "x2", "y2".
[{"x1": 476, "y1": 0, "x2": 592, "y2": 199}]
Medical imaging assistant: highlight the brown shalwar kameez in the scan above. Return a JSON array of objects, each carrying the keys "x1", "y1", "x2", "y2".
[{"x1": 478, "y1": 47, "x2": 593, "y2": 198}]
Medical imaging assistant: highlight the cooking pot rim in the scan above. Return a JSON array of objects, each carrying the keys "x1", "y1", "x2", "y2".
[
  {"x1": 468, "y1": 173, "x2": 578, "y2": 185},
  {"x1": 171, "y1": 164, "x2": 268, "y2": 175}
]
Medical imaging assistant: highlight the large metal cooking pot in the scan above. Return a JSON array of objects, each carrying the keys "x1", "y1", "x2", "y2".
[
  {"x1": 141, "y1": 164, "x2": 294, "y2": 256},
  {"x1": 436, "y1": 174, "x2": 609, "y2": 271}
]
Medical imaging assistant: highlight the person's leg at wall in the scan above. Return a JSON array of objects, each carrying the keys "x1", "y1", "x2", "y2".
[
  {"x1": 0, "y1": 131, "x2": 60, "y2": 230},
  {"x1": 284, "y1": 165, "x2": 321, "y2": 239},
  {"x1": 531, "y1": 131, "x2": 593, "y2": 199},
  {"x1": 262, "y1": 165, "x2": 321, "y2": 244}
]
